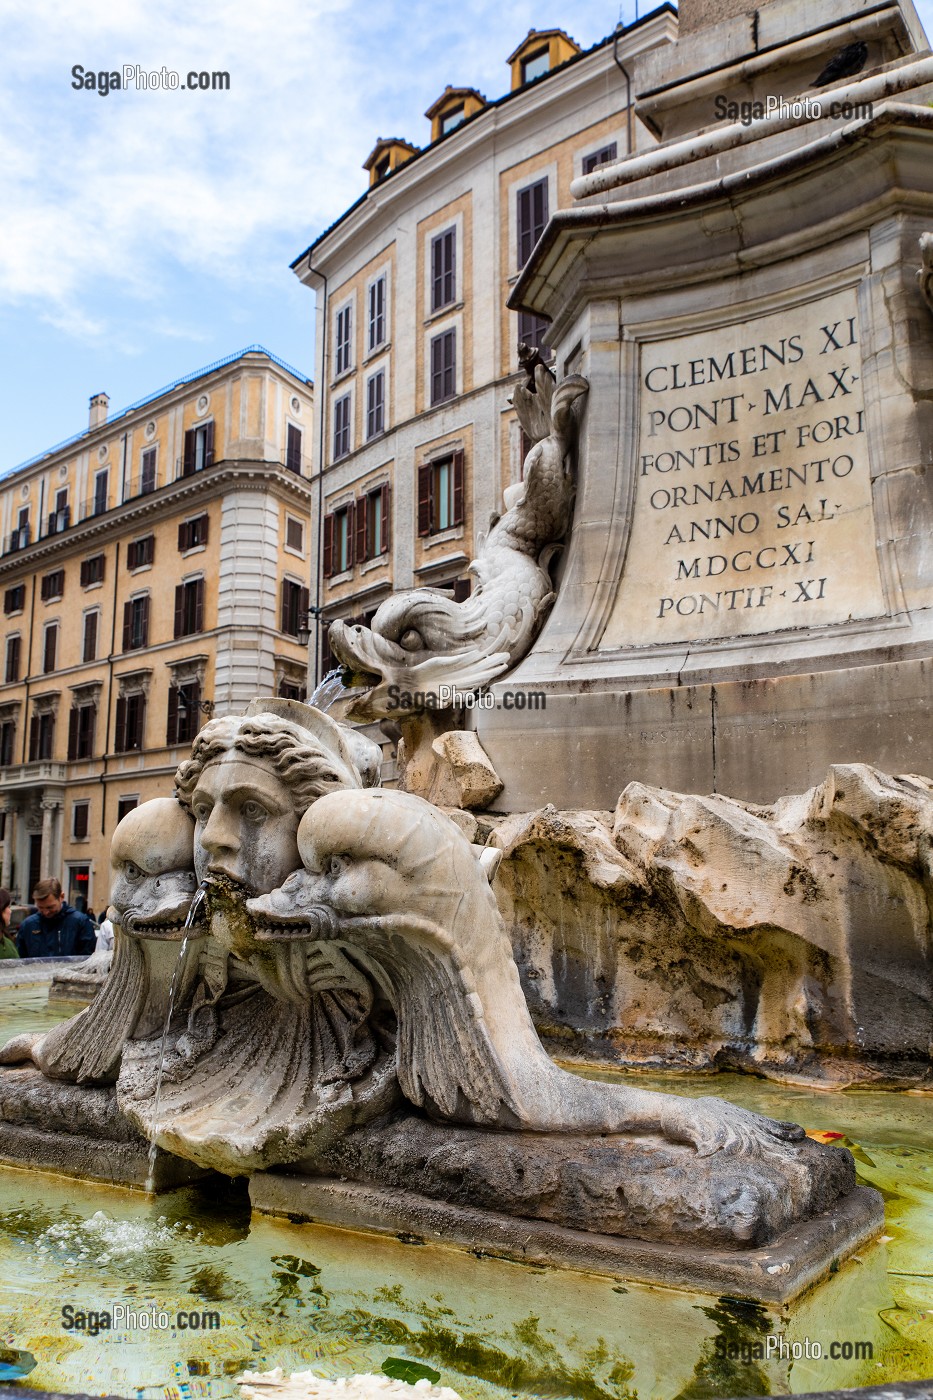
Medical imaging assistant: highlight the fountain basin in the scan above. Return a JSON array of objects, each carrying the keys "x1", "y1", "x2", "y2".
[{"x1": 0, "y1": 984, "x2": 930, "y2": 1400}]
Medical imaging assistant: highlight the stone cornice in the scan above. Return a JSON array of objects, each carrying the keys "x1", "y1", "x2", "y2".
[
  {"x1": 1, "y1": 353, "x2": 312, "y2": 491},
  {"x1": 510, "y1": 102, "x2": 933, "y2": 321},
  {"x1": 0, "y1": 460, "x2": 314, "y2": 577}
]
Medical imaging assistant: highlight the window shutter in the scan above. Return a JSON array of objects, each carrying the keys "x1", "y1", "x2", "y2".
[
  {"x1": 173, "y1": 585, "x2": 184, "y2": 638},
  {"x1": 203, "y1": 421, "x2": 215, "y2": 468},
  {"x1": 345, "y1": 501, "x2": 356, "y2": 568},
  {"x1": 280, "y1": 582, "x2": 289, "y2": 633},
  {"x1": 534, "y1": 178, "x2": 548, "y2": 242},
  {"x1": 200, "y1": 514, "x2": 209, "y2": 546},
  {"x1": 430, "y1": 336, "x2": 441, "y2": 403},
  {"x1": 183, "y1": 428, "x2": 196, "y2": 475},
  {"x1": 355, "y1": 496, "x2": 368, "y2": 563},
  {"x1": 445, "y1": 229, "x2": 455, "y2": 304},
  {"x1": 188, "y1": 682, "x2": 201, "y2": 738},
  {"x1": 114, "y1": 695, "x2": 127, "y2": 751},
  {"x1": 300, "y1": 586, "x2": 310, "y2": 620},
  {"x1": 140, "y1": 595, "x2": 150, "y2": 647},
  {"x1": 417, "y1": 464, "x2": 433, "y2": 537},
  {"x1": 444, "y1": 329, "x2": 456, "y2": 398},
  {"x1": 452, "y1": 449, "x2": 465, "y2": 527},
  {"x1": 40, "y1": 575, "x2": 49, "y2": 602},
  {"x1": 178, "y1": 521, "x2": 188, "y2": 551},
  {"x1": 44, "y1": 625, "x2": 57, "y2": 672},
  {"x1": 323, "y1": 514, "x2": 334, "y2": 578},
  {"x1": 380, "y1": 484, "x2": 391, "y2": 554},
  {"x1": 167, "y1": 686, "x2": 179, "y2": 746},
  {"x1": 122, "y1": 601, "x2": 132, "y2": 651},
  {"x1": 126, "y1": 541, "x2": 136, "y2": 571},
  {"x1": 193, "y1": 578, "x2": 204, "y2": 632},
  {"x1": 29, "y1": 713, "x2": 39, "y2": 761},
  {"x1": 67, "y1": 708, "x2": 79, "y2": 761},
  {"x1": 286, "y1": 423, "x2": 302, "y2": 473},
  {"x1": 518, "y1": 186, "x2": 531, "y2": 265},
  {"x1": 432, "y1": 234, "x2": 443, "y2": 311}
]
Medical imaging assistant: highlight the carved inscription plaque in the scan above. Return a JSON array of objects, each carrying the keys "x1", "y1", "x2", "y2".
[{"x1": 602, "y1": 287, "x2": 885, "y2": 648}]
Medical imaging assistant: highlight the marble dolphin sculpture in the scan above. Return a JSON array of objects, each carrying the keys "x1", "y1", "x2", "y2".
[
  {"x1": 0, "y1": 799, "x2": 201, "y2": 1083},
  {"x1": 247, "y1": 787, "x2": 805, "y2": 1158},
  {"x1": 328, "y1": 366, "x2": 588, "y2": 720}
]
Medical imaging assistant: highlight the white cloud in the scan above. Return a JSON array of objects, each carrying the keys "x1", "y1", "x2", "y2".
[{"x1": 2, "y1": 0, "x2": 932, "y2": 349}]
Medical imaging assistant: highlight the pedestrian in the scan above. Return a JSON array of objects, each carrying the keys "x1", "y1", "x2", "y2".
[
  {"x1": 15, "y1": 878, "x2": 97, "y2": 958},
  {"x1": 0, "y1": 889, "x2": 19, "y2": 959},
  {"x1": 95, "y1": 911, "x2": 115, "y2": 953}
]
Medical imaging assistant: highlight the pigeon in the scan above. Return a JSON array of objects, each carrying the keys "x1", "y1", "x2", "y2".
[{"x1": 813, "y1": 40, "x2": 868, "y2": 88}]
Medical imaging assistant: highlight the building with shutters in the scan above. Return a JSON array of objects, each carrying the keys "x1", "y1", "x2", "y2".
[
  {"x1": 291, "y1": 10, "x2": 676, "y2": 680},
  {"x1": 0, "y1": 347, "x2": 313, "y2": 910}
]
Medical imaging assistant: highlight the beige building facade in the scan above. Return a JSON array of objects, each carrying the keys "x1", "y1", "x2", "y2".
[
  {"x1": 291, "y1": 10, "x2": 676, "y2": 680},
  {"x1": 0, "y1": 348, "x2": 313, "y2": 910}
]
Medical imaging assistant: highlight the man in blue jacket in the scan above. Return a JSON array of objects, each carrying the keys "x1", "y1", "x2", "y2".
[{"x1": 16, "y1": 878, "x2": 97, "y2": 958}]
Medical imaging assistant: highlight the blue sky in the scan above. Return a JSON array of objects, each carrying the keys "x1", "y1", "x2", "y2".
[{"x1": 2, "y1": 0, "x2": 931, "y2": 472}]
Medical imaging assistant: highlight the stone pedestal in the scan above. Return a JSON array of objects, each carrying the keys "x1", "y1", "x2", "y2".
[
  {"x1": 250, "y1": 1171, "x2": 883, "y2": 1304},
  {"x1": 490, "y1": 0, "x2": 933, "y2": 812}
]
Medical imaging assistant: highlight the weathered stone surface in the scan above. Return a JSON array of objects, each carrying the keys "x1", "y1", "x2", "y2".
[
  {"x1": 310, "y1": 1109, "x2": 856, "y2": 1248},
  {"x1": 48, "y1": 948, "x2": 112, "y2": 1004},
  {"x1": 430, "y1": 730, "x2": 503, "y2": 809},
  {"x1": 249, "y1": 787, "x2": 812, "y2": 1163},
  {"x1": 0, "y1": 1066, "x2": 203, "y2": 1188},
  {"x1": 490, "y1": 764, "x2": 933, "y2": 1086},
  {"x1": 250, "y1": 1173, "x2": 884, "y2": 1304}
]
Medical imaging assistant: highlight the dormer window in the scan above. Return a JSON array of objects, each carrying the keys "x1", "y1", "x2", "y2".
[
  {"x1": 507, "y1": 29, "x2": 579, "y2": 91},
  {"x1": 521, "y1": 47, "x2": 550, "y2": 83},
  {"x1": 363, "y1": 138, "x2": 419, "y2": 188},
  {"x1": 424, "y1": 87, "x2": 486, "y2": 145},
  {"x1": 440, "y1": 105, "x2": 465, "y2": 136}
]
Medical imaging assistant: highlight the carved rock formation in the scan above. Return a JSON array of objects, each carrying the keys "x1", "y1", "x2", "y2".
[{"x1": 490, "y1": 765, "x2": 933, "y2": 1086}]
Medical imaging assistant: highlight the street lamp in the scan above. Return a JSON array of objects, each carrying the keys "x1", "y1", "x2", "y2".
[{"x1": 297, "y1": 605, "x2": 326, "y2": 648}]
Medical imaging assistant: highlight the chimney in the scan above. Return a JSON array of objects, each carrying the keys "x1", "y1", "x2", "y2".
[{"x1": 89, "y1": 392, "x2": 109, "y2": 429}]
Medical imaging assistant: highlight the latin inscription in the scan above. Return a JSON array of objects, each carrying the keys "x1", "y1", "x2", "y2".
[{"x1": 602, "y1": 288, "x2": 885, "y2": 648}]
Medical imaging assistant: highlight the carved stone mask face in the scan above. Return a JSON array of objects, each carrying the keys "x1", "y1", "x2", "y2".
[{"x1": 189, "y1": 753, "x2": 301, "y2": 896}]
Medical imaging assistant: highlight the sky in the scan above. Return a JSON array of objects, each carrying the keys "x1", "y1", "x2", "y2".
[{"x1": 1, "y1": 0, "x2": 932, "y2": 473}]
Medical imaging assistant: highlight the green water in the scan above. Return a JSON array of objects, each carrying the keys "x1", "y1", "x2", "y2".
[{"x1": 0, "y1": 986, "x2": 930, "y2": 1400}]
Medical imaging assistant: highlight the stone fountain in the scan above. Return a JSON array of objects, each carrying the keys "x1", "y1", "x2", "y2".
[
  {"x1": 0, "y1": 435, "x2": 884, "y2": 1305},
  {"x1": 6, "y1": 0, "x2": 933, "y2": 1322}
]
